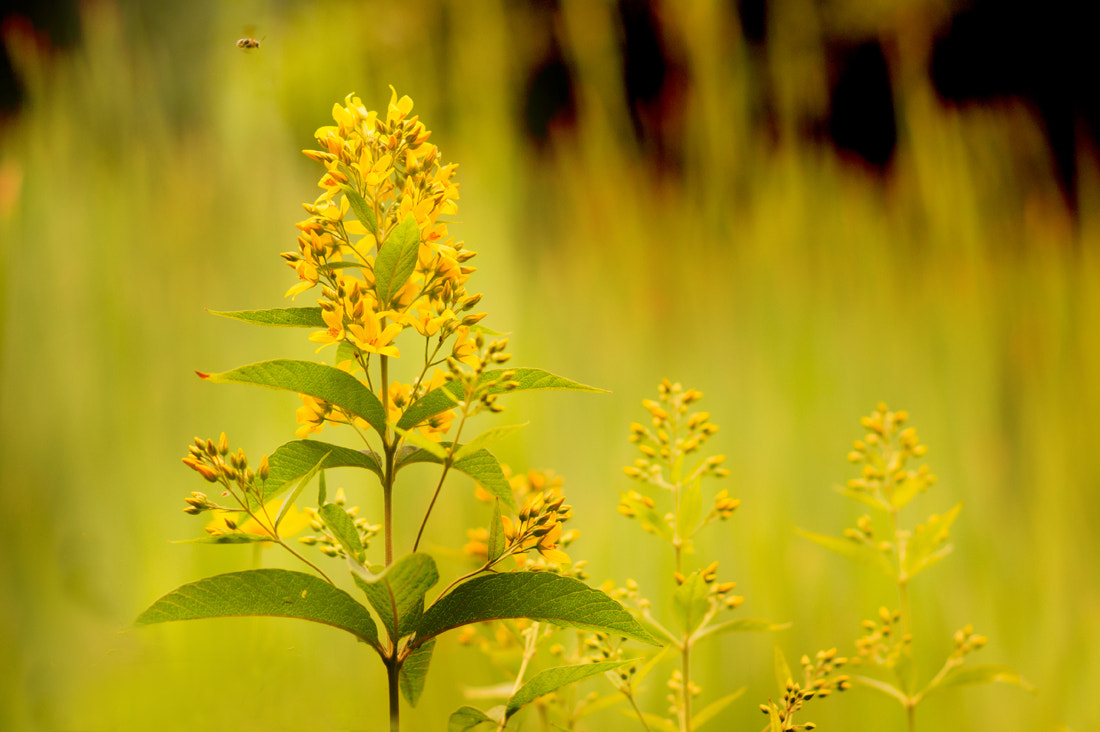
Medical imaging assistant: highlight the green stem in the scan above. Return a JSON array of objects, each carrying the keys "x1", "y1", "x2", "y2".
[
  {"x1": 381, "y1": 352, "x2": 394, "y2": 566},
  {"x1": 387, "y1": 657, "x2": 401, "y2": 732}
]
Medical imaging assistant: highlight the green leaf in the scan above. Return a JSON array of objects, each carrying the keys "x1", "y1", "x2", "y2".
[
  {"x1": 265, "y1": 440, "x2": 382, "y2": 500},
  {"x1": 317, "y1": 469, "x2": 328, "y2": 506},
  {"x1": 851, "y1": 674, "x2": 909, "y2": 705},
  {"x1": 796, "y1": 527, "x2": 898, "y2": 581},
  {"x1": 319, "y1": 503, "x2": 364, "y2": 563},
  {"x1": 678, "y1": 477, "x2": 703, "y2": 539},
  {"x1": 173, "y1": 533, "x2": 276, "y2": 545},
  {"x1": 275, "y1": 452, "x2": 329, "y2": 532},
  {"x1": 208, "y1": 307, "x2": 325, "y2": 328},
  {"x1": 774, "y1": 645, "x2": 793, "y2": 693},
  {"x1": 397, "y1": 368, "x2": 606, "y2": 431},
  {"x1": 922, "y1": 664, "x2": 1036, "y2": 698},
  {"x1": 400, "y1": 639, "x2": 435, "y2": 707},
  {"x1": 629, "y1": 713, "x2": 677, "y2": 732},
  {"x1": 671, "y1": 572, "x2": 710, "y2": 635},
  {"x1": 903, "y1": 502, "x2": 962, "y2": 580},
  {"x1": 339, "y1": 183, "x2": 377, "y2": 235},
  {"x1": 351, "y1": 553, "x2": 439, "y2": 644},
  {"x1": 398, "y1": 444, "x2": 515, "y2": 512},
  {"x1": 393, "y1": 425, "x2": 450, "y2": 460},
  {"x1": 415, "y1": 572, "x2": 659, "y2": 646},
  {"x1": 488, "y1": 500, "x2": 506, "y2": 563},
  {"x1": 768, "y1": 704, "x2": 783, "y2": 732},
  {"x1": 695, "y1": 617, "x2": 791, "y2": 642},
  {"x1": 136, "y1": 569, "x2": 379, "y2": 650},
  {"x1": 452, "y1": 423, "x2": 528, "y2": 462},
  {"x1": 374, "y1": 214, "x2": 420, "y2": 306},
  {"x1": 198, "y1": 360, "x2": 386, "y2": 436},
  {"x1": 691, "y1": 687, "x2": 745, "y2": 730},
  {"x1": 837, "y1": 486, "x2": 891, "y2": 511},
  {"x1": 890, "y1": 473, "x2": 932, "y2": 510},
  {"x1": 448, "y1": 706, "x2": 497, "y2": 732},
  {"x1": 619, "y1": 491, "x2": 674, "y2": 542},
  {"x1": 506, "y1": 661, "x2": 633, "y2": 719}
]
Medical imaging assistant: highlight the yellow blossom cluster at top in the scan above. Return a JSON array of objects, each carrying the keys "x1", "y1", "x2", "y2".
[{"x1": 283, "y1": 88, "x2": 486, "y2": 440}]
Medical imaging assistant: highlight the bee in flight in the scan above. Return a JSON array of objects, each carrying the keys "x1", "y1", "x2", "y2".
[{"x1": 236, "y1": 26, "x2": 264, "y2": 50}]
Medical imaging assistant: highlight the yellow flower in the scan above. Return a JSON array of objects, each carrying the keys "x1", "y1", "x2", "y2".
[
  {"x1": 308, "y1": 304, "x2": 346, "y2": 351},
  {"x1": 295, "y1": 394, "x2": 331, "y2": 438},
  {"x1": 347, "y1": 311, "x2": 402, "y2": 357}
]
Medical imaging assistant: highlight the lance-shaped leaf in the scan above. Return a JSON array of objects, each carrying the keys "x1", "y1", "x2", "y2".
[
  {"x1": 691, "y1": 688, "x2": 746, "y2": 730},
  {"x1": 197, "y1": 360, "x2": 386, "y2": 436},
  {"x1": 397, "y1": 368, "x2": 606, "y2": 431},
  {"x1": 851, "y1": 674, "x2": 909, "y2": 705},
  {"x1": 774, "y1": 645, "x2": 793, "y2": 691},
  {"x1": 506, "y1": 661, "x2": 633, "y2": 719},
  {"x1": 452, "y1": 423, "x2": 527, "y2": 462},
  {"x1": 414, "y1": 572, "x2": 659, "y2": 646},
  {"x1": 209, "y1": 307, "x2": 325, "y2": 328},
  {"x1": 340, "y1": 183, "x2": 377, "y2": 235},
  {"x1": 351, "y1": 553, "x2": 439, "y2": 644},
  {"x1": 694, "y1": 617, "x2": 791, "y2": 643},
  {"x1": 265, "y1": 440, "x2": 382, "y2": 500},
  {"x1": 400, "y1": 639, "x2": 435, "y2": 707},
  {"x1": 619, "y1": 491, "x2": 674, "y2": 542},
  {"x1": 392, "y1": 426, "x2": 449, "y2": 460},
  {"x1": 487, "y1": 501, "x2": 506, "y2": 563},
  {"x1": 397, "y1": 444, "x2": 515, "y2": 512},
  {"x1": 631, "y1": 713, "x2": 678, "y2": 732},
  {"x1": 136, "y1": 569, "x2": 379, "y2": 650},
  {"x1": 796, "y1": 528, "x2": 898, "y2": 581},
  {"x1": 448, "y1": 706, "x2": 497, "y2": 732},
  {"x1": 677, "y1": 477, "x2": 703, "y2": 540},
  {"x1": 921, "y1": 663, "x2": 1036, "y2": 698},
  {"x1": 375, "y1": 215, "x2": 420, "y2": 306},
  {"x1": 671, "y1": 572, "x2": 710, "y2": 635},
  {"x1": 902, "y1": 502, "x2": 962, "y2": 580},
  {"x1": 319, "y1": 503, "x2": 364, "y2": 564},
  {"x1": 275, "y1": 452, "x2": 328, "y2": 532}
]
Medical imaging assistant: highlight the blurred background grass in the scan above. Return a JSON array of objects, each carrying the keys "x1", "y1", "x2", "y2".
[{"x1": 1, "y1": 0, "x2": 1097, "y2": 730}]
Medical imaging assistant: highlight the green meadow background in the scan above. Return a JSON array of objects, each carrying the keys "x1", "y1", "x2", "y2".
[{"x1": 2, "y1": 1, "x2": 1097, "y2": 730}]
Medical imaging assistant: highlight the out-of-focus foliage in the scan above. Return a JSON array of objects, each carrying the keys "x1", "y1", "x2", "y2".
[{"x1": 1, "y1": 1, "x2": 1097, "y2": 730}]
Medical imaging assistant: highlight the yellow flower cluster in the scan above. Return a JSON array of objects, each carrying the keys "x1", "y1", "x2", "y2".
[
  {"x1": 283, "y1": 88, "x2": 485, "y2": 438},
  {"x1": 464, "y1": 469, "x2": 578, "y2": 567},
  {"x1": 845, "y1": 402, "x2": 937, "y2": 503}
]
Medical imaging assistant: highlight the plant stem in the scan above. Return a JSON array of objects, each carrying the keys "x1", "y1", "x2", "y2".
[
  {"x1": 381, "y1": 352, "x2": 394, "y2": 566},
  {"x1": 680, "y1": 639, "x2": 692, "y2": 732},
  {"x1": 387, "y1": 657, "x2": 401, "y2": 732}
]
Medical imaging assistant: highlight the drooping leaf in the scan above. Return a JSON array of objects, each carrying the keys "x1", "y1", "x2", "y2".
[
  {"x1": 903, "y1": 502, "x2": 962, "y2": 580},
  {"x1": 136, "y1": 569, "x2": 379, "y2": 650},
  {"x1": 374, "y1": 214, "x2": 420, "y2": 306},
  {"x1": 197, "y1": 360, "x2": 386, "y2": 436},
  {"x1": 671, "y1": 572, "x2": 710, "y2": 635},
  {"x1": 397, "y1": 368, "x2": 606, "y2": 431},
  {"x1": 452, "y1": 423, "x2": 528, "y2": 462},
  {"x1": 691, "y1": 687, "x2": 745, "y2": 730},
  {"x1": 415, "y1": 572, "x2": 659, "y2": 646},
  {"x1": 339, "y1": 183, "x2": 377, "y2": 235},
  {"x1": 694, "y1": 617, "x2": 791, "y2": 642},
  {"x1": 488, "y1": 500, "x2": 506, "y2": 563},
  {"x1": 921, "y1": 663, "x2": 1036, "y2": 698},
  {"x1": 774, "y1": 645, "x2": 793, "y2": 693},
  {"x1": 208, "y1": 307, "x2": 325, "y2": 328},
  {"x1": 400, "y1": 639, "x2": 435, "y2": 707},
  {"x1": 448, "y1": 706, "x2": 497, "y2": 732},
  {"x1": 173, "y1": 533, "x2": 275, "y2": 545},
  {"x1": 506, "y1": 661, "x2": 633, "y2": 719},
  {"x1": 265, "y1": 440, "x2": 382, "y2": 501},
  {"x1": 795, "y1": 528, "x2": 898, "y2": 581},
  {"x1": 319, "y1": 503, "x2": 363, "y2": 564},
  {"x1": 275, "y1": 452, "x2": 329, "y2": 532},
  {"x1": 397, "y1": 444, "x2": 515, "y2": 512},
  {"x1": 351, "y1": 553, "x2": 439, "y2": 644}
]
